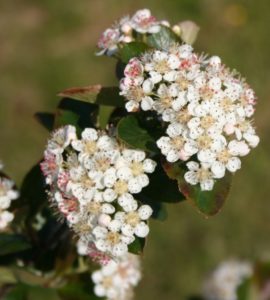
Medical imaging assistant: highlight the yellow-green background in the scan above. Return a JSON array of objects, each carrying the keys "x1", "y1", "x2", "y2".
[{"x1": 0, "y1": 0, "x2": 269, "y2": 299}]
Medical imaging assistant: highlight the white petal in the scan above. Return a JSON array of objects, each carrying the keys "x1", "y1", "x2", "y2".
[
  {"x1": 184, "y1": 171, "x2": 198, "y2": 185},
  {"x1": 81, "y1": 128, "x2": 98, "y2": 141},
  {"x1": 135, "y1": 222, "x2": 149, "y2": 238},
  {"x1": 226, "y1": 157, "x2": 241, "y2": 173},
  {"x1": 143, "y1": 159, "x2": 157, "y2": 173},
  {"x1": 211, "y1": 161, "x2": 226, "y2": 179},
  {"x1": 138, "y1": 205, "x2": 153, "y2": 220},
  {"x1": 200, "y1": 179, "x2": 214, "y2": 191},
  {"x1": 103, "y1": 189, "x2": 117, "y2": 202}
]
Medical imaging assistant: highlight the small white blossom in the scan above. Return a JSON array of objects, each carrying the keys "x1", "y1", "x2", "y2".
[
  {"x1": 0, "y1": 165, "x2": 19, "y2": 230},
  {"x1": 120, "y1": 44, "x2": 259, "y2": 191},
  {"x1": 92, "y1": 253, "x2": 141, "y2": 300},
  {"x1": 203, "y1": 260, "x2": 253, "y2": 300},
  {"x1": 42, "y1": 126, "x2": 156, "y2": 260}
]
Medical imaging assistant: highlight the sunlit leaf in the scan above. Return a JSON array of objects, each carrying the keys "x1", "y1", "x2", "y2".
[{"x1": 163, "y1": 161, "x2": 232, "y2": 216}]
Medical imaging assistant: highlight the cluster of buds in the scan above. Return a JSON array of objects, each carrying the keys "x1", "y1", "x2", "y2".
[
  {"x1": 97, "y1": 8, "x2": 199, "y2": 56},
  {"x1": 0, "y1": 163, "x2": 19, "y2": 229},
  {"x1": 120, "y1": 44, "x2": 259, "y2": 190},
  {"x1": 41, "y1": 125, "x2": 156, "y2": 260},
  {"x1": 203, "y1": 261, "x2": 253, "y2": 300}
]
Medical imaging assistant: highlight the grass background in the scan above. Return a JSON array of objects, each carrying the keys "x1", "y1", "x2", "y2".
[{"x1": 0, "y1": 0, "x2": 270, "y2": 299}]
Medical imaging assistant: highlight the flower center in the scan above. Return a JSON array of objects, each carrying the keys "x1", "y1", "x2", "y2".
[
  {"x1": 102, "y1": 276, "x2": 113, "y2": 289},
  {"x1": 197, "y1": 135, "x2": 212, "y2": 149},
  {"x1": 200, "y1": 86, "x2": 214, "y2": 101},
  {"x1": 172, "y1": 137, "x2": 185, "y2": 150},
  {"x1": 130, "y1": 162, "x2": 144, "y2": 176},
  {"x1": 155, "y1": 60, "x2": 170, "y2": 74},
  {"x1": 107, "y1": 232, "x2": 121, "y2": 245},
  {"x1": 200, "y1": 115, "x2": 215, "y2": 129},
  {"x1": 85, "y1": 141, "x2": 97, "y2": 155},
  {"x1": 197, "y1": 168, "x2": 211, "y2": 181},
  {"x1": 220, "y1": 97, "x2": 233, "y2": 112},
  {"x1": 127, "y1": 86, "x2": 144, "y2": 102},
  {"x1": 217, "y1": 149, "x2": 231, "y2": 164},
  {"x1": 176, "y1": 108, "x2": 192, "y2": 124},
  {"x1": 114, "y1": 180, "x2": 128, "y2": 195},
  {"x1": 87, "y1": 202, "x2": 101, "y2": 214},
  {"x1": 125, "y1": 212, "x2": 140, "y2": 227}
]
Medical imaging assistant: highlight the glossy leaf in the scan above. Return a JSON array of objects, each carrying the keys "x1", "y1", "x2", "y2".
[
  {"x1": 0, "y1": 234, "x2": 31, "y2": 256},
  {"x1": 54, "y1": 98, "x2": 98, "y2": 131},
  {"x1": 147, "y1": 26, "x2": 181, "y2": 50},
  {"x1": 141, "y1": 162, "x2": 185, "y2": 203},
  {"x1": 119, "y1": 42, "x2": 150, "y2": 63},
  {"x1": 18, "y1": 163, "x2": 47, "y2": 220},
  {"x1": 163, "y1": 161, "x2": 232, "y2": 216},
  {"x1": 128, "y1": 237, "x2": 145, "y2": 255},
  {"x1": 58, "y1": 85, "x2": 125, "y2": 107},
  {"x1": 98, "y1": 105, "x2": 115, "y2": 129},
  {"x1": 34, "y1": 113, "x2": 55, "y2": 131},
  {"x1": 117, "y1": 115, "x2": 158, "y2": 153}
]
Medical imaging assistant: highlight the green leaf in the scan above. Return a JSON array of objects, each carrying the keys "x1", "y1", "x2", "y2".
[
  {"x1": 3, "y1": 283, "x2": 28, "y2": 300},
  {"x1": 119, "y1": 42, "x2": 150, "y2": 63},
  {"x1": 0, "y1": 267, "x2": 17, "y2": 284},
  {"x1": 141, "y1": 162, "x2": 185, "y2": 203},
  {"x1": 163, "y1": 161, "x2": 232, "y2": 216},
  {"x1": 27, "y1": 286, "x2": 60, "y2": 300},
  {"x1": 147, "y1": 26, "x2": 181, "y2": 50},
  {"x1": 18, "y1": 163, "x2": 47, "y2": 221},
  {"x1": 54, "y1": 98, "x2": 98, "y2": 131},
  {"x1": 98, "y1": 105, "x2": 115, "y2": 129},
  {"x1": 58, "y1": 85, "x2": 125, "y2": 107},
  {"x1": 58, "y1": 283, "x2": 100, "y2": 300},
  {"x1": 128, "y1": 237, "x2": 145, "y2": 255},
  {"x1": 34, "y1": 113, "x2": 55, "y2": 131},
  {"x1": 117, "y1": 115, "x2": 158, "y2": 153},
  {"x1": 0, "y1": 234, "x2": 31, "y2": 256}
]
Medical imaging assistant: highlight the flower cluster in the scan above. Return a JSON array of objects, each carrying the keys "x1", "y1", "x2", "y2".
[
  {"x1": 0, "y1": 163, "x2": 19, "y2": 230},
  {"x1": 120, "y1": 44, "x2": 259, "y2": 190},
  {"x1": 97, "y1": 8, "x2": 169, "y2": 56},
  {"x1": 41, "y1": 125, "x2": 156, "y2": 260},
  {"x1": 203, "y1": 261, "x2": 253, "y2": 300},
  {"x1": 91, "y1": 253, "x2": 141, "y2": 300}
]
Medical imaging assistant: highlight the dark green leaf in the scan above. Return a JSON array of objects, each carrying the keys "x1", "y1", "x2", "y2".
[
  {"x1": 34, "y1": 113, "x2": 55, "y2": 131},
  {"x1": 117, "y1": 115, "x2": 158, "y2": 153},
  {"x1": 98, "y1": 105, "x2": 115, "y2": 129},
  {"x1": 3, "y1": 283, "x2": 28, "y2": 300},
  {"x1": 163, "y1": 161, "x2": 232, "y2": 216},
  {"x1": 27, "y1": 286, "x2": 60, "y2": 300},
  {"x1": 55, "y1": 98, "x2": 98, "y2": 131},
  {"x1": 119, "y1": 42, "x2": 150, "y2": 63},
  {"x1": 58, "y1": 283, "x2": 100, "y2": 300},
  {"x1": 128, "y1": 237, "x2": 145, "y2": 255},
  {"x1": 147, "y1": 26, "x2": 181, "y2": 50},
  {"x1": 58, "y1": 85, "x2": 125, "y2": 107},
  {"x1": 18, "y1": 163, "x2": 47, "y2": 221},
  {"x1": 0, "y1": 234, "x2": 31, "y2": 256},
  {"x1": 141, "y1": 162, "x2": 185, "y2": 203}
]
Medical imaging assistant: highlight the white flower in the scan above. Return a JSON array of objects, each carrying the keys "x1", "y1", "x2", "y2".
[
  {"x1": 97, "y1": 28, "x2": 121, "y2": 56},
  {"x1": 203, "y1": 260, "x2": 253, "y2": 300},
  {"x1": 42, "y1": 126, "x2": 156, "y2": 260},
  {"x1": 92, "y1": 253, "x2": 141, "y2": 300},
  {"x1": 184, "y1": 161, "x2": 215, "y2": 191},
  {"x1": 120, "y1": 44, "x2": 259, "y2": 190},
  {"x1": 0, "y1": 167, "x2": 19, "y2": 230},
  {"x1": 130, "y1": 9, "x2": 160, "y2": 34}
]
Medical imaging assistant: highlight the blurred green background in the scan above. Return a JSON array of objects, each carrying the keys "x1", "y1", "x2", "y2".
[{"x1": 0, "y1": 0, "x2": 270, "y2": 299}]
